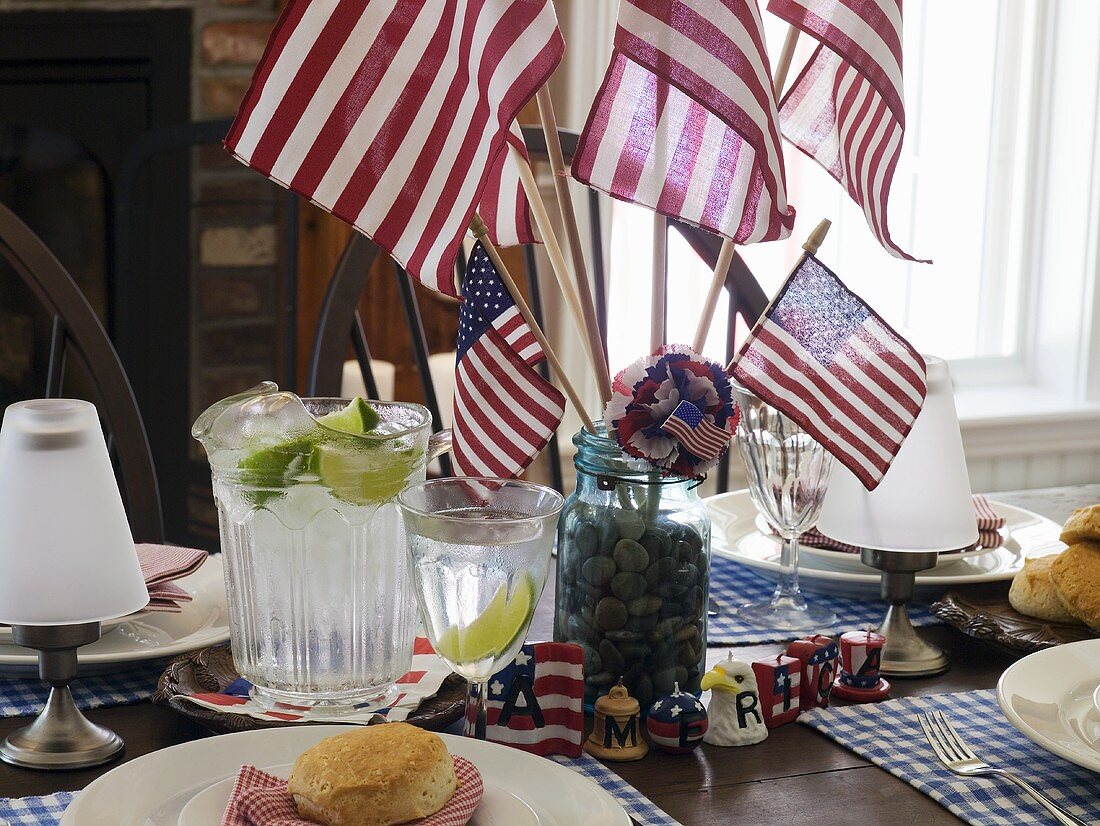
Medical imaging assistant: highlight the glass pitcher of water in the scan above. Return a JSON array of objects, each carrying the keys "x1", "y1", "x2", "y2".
[{"x1": 193, "y1": 383, "x2": 451, "y2": 713}]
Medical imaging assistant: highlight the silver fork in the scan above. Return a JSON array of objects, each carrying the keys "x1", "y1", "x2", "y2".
[{"x1": 918, "y1": 711, "x2": 1090, "y2": 826}]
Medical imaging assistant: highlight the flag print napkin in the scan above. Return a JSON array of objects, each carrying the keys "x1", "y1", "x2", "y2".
[
  {"x1": 136, "y1": 543, "x2": 208, "y2": 612},
  {"x1": 221, "y1": 759, "x2": 483, "y2": 826}
]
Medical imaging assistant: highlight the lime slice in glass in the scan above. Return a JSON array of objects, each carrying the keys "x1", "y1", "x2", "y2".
[
  {"x1": 236, "y1": 438, "x2": 317, "y2": 505},
  {"x1": 434, "y1": 575, "x2": 536, "y2": 665},
  {"x1": 316, "y1": 397, "x2": 380, "y2": 434}
]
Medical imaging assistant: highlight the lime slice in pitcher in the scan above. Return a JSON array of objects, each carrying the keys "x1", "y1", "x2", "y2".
[
  {"x1": 316, "y1": 397, "x2": 380, "y2": 434},
  {"x1": 314, "y1": 442, "x2": 419, "y2": 505},
  {"x1": 434, "y1": 575, "x2": 536, "y2": 665}
]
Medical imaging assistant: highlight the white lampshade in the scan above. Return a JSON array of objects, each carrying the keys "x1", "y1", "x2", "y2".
[
  {"x1": 0, "y1": 400, "x2": 148, "y2": 625},
  {"x1": 817, "y1": 356, "x2": 977, "y2": 552}
]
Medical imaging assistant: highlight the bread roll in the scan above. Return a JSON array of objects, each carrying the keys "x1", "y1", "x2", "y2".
[
  {"x1": 1008, "y1": 556, "x2": 1078, "y2": 623},
  {"x1": 1050, "y1": 541, "x2": 1100, "y2": 632},
  {"x1": 1060, "y1": 505, "x2": 1100, "y2": 545},
  {"x1": 287, "y1": 723, "x2": 458, "y2": 826}
]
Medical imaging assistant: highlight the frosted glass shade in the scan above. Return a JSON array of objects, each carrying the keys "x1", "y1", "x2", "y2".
[
  {"x1": 817, "y1": 357, "x2": 978, "y2": 552},
  {"x1": 0, "y1": 400, "x2": 148, "y2": 625}
]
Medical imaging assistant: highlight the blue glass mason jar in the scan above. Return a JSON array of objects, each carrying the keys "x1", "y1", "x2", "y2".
[{"x1": 554, "y1": 425, "x2": 710, "y2": 710}]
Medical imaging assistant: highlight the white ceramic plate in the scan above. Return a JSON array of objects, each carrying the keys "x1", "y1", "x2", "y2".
[
  {"x1": 59, "y1": 727, "x2": 630, "y2": 826},
  {"x1": 0, "y1": 554, "x2": 228, "y2": 677},
  {"x1": 997, "y1": 639, "x2": 1100, "y2": 774},
  {"x1": 0, "y1": 614, "x2": 133, "y2": 645},
  {"x1": 707, "y1": 490, "x2": 1064, "y2": 599}
]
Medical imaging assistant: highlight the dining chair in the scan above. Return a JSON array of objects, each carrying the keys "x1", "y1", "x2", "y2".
[{"x1": 0, "y1": 201, "x2": 164, "y2": 542}]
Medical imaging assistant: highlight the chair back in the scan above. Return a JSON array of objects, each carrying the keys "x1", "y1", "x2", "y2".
[{"x1": 0, "y1": 201, "x2": 163, "y2": 541}]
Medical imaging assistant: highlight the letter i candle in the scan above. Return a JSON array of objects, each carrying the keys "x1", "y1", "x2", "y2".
[{"x1": 831, "y1": 629, "x2": 891, "y2": 702}]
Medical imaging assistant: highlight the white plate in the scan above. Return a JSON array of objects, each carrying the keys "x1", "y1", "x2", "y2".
[
  {"x1": 997, "y1": 639, "x2": 1100, "y2": 773},
  {"x1": 0, "y1": 555, "x2": 228, "y2": 677},
  {"x1": 0, "y1": 614, "x2": 135, "y2": 645},
  {"x1": 59, "y1": 726, "x2": 630, "y2": 826},
  {"x1": 707, "y1": 490, "x2": 1064, "y2": 599}
]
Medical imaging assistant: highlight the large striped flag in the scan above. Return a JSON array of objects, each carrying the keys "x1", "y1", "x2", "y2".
[
  {"x1": 224, "y1": 0, "x2": 563, "y2": 296},
  {"x1": 480, "y1": 122, "x2": 538, "y2": 248},
  {"x1": 452, "y1": 242, "x2": 565, "y2": 478},
  {"x1": 573, "y1": 0, "x2": 795, "y2": 244},
  {"x1": 731, "y1": 253, "x2": 927, "y2": 489},
  {"x1": 768, "y1": 0, "x2": 928, "y2": 262}
]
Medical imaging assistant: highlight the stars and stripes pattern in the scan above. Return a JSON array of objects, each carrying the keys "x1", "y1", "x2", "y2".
[
  {"x1": 573, "y1": 0, "x2": 795, "y2": 244},
  {"x1": 768, "y1": 0, "x2": 927, "y2": 262},
  {"x1": 452, "y1": 242, "x2": 565, "y2": 478},
  {"x1": 470, "y1": 642, "x2": 584, "y2": 757},
  {"x1": 731, "y1": 253, "x2": 927, "y2": 490},
  {"x1": 479, "y1": 122, "x2": 538, "y2": 248},
  {"x1": 224, "y1": 0, "x2": 563, "y2": 296},
  {"x1": 661, "y1": 400, "x2": 731, "y2": 462}
]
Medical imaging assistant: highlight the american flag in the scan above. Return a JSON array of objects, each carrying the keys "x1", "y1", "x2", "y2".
[
  {"x1": 731, "y1": 253, "x2": 927, "y2": 490},
  {"x1": 467, "y1": 642, "x2": 584, "y2": 757},
  {"x1": 452, "y1": 242, "x2": 565, "y2": 478},
  {"x1": 479, "y1": 122, "x2": 537, "y2": 248},
  {"x1": 572, "y1": 0, "x2": 795, "y2": 244},
  {"x1": 768, "y1": 0, "x2": 927, "y2": 262},
  {"x1": 224, "y1": 0, "x2": 563, "y2": 296},
  {"x1": 661, "y1": 400, "x2": 731, "y2": 462}
]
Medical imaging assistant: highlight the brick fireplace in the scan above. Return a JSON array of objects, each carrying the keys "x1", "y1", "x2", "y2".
[{"x1": 0, "y1": 0, "x2": 289, "y2": 546}]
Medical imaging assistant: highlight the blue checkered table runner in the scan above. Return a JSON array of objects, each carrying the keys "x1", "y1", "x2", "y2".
[
  {"x1": 0, "y1": 792, "x2": 74, "y2": 825},
  {"x1": 801, "y1": 689, "x2": 1100, "y2": 825},
  {"x1": 707, "y1": 555, "x2": 937, "y2": 645},
  {"x1": 553, "y1": 752, "x2": 678, "y2": 825},
  {"x1": 0, "y1": 661, "x2": 164, "y2": 718}
]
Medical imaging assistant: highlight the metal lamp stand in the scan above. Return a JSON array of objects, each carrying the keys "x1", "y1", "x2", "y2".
[
  {"x1": 0, "y1": 622, "x2": 124, "y2": 770},
  {"x1": 860, "y1": 549, "x2": 950, "y2": 677}
]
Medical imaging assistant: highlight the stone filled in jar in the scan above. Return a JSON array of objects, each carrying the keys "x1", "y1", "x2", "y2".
[{"x1": 554, "y1": 424, "x2": 710, "y2": 710}]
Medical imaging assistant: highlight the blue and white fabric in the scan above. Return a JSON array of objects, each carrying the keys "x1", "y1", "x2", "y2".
[
  {"x1": 552, "y1": 752, "x2": 679, "y2": 825},
  {"x1": 0, "y1": 662, "x2": 163, "y2": 718},
  {"x1": 0, "y1": 792, "x2": 75, "y2": 825},
  {"x1": 801, "y1": 689, "x2": 1100, "y2": 826}
]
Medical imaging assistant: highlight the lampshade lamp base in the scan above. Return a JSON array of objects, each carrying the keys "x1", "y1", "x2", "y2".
[
  {"x1": 860, "y1": 549, "x2": 950, "y2": 677},
  {"x1": 0, "y1": 622, "x2": 124, "y2": 770}
]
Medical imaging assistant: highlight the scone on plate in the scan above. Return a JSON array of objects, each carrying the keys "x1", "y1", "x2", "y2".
[
  {"x1": 1008, "y1": 556, "x2": 1078, "y2": 623},
  {"x1": 1060, "y1": 504, "x2": 1100, "y2": 545},
  {"x1": 1050, "y1": 541, "x2": 1100, "y2": 632},
  {"x1": 287, "y1": 723, "x2": 458, "y2": 826}
]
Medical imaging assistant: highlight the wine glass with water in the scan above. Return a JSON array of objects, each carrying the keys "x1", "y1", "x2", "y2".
[{"x1": 397, "y1": 478, "x2": 563, "y2": 738}]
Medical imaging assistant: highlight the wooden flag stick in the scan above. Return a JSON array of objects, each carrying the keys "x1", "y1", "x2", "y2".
[
  {"x1": 535, "y1": 87, "x2": 613, "y2": 404},
  {"x1": 509, "y1": 143, "x2": 606, "y2": 403},
  {"x1": 470, "y1": 214, "x2": 595, "y2": 432},
  {"x1": 651, "y1": 214, "x2": 667, "y2": 351},
  {"x1": 691, "y1": 24, "x2": 803, "y2": 354}
]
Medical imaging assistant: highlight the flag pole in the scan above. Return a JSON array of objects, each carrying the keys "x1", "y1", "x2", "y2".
[
  {"x1": 470, "y1": 214, "x2": 595, "y2": 432},
  {"x1": 509, "y1": 143, "x2": 607, "y2": 406},
  {"x1": 691, "y1": 24, "x2": 803, "y2": 354},
  {"x1": 534, "y1": 87, "x2": 613, "y2": 405},
  {"x1": 651, "y1": 214, "x2": 667, "y2": 351},
  {"x1": 725, "y1": 217, "x2": 831, "y2": 371}
]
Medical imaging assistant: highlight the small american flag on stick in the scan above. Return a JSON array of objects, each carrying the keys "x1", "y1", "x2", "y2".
[
  {"x1": 452, "y1": 242, "x2": 564, "y2": 478},
  {"x1": 661, "y1": 400, "x2": 731, "y2": 463},
  {"x1": 731, "y1": 253, "x2": 927, "y2": 490},
  {"x1": 224, "y1": 0, "x2": 563, "y2": 295},
  {"x1": 573, "y1": 0, "x2": 795, "y2": 244},
  {"x1": 768, "y1": 0, "x2": 927, "y2": 262}
]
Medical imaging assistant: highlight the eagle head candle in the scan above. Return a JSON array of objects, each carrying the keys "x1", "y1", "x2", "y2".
[{"x1": 832, "y1": 629, "x2": 891, "y2": 702}]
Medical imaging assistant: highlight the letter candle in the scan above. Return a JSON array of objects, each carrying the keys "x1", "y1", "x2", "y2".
[{"x1": 832, "y1": 629, "x2": 891, "y2": 702}]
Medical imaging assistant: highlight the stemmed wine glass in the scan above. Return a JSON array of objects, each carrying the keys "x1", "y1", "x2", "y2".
[
  {"x1": 733, "y1": 385, "x2": 836, "y2": 630},
  {"x1": 397, "y1": 478, "x2": 563, "y2": 738}
]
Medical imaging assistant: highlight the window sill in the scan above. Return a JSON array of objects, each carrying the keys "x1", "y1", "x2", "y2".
[{"x1": 955, "y1": 385, "x2": 1100, "y2": 458}]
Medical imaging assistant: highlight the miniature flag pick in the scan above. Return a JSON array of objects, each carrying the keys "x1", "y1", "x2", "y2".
[
  {"x1": 731, "y1": 247, "x2": 927, "y2": 490},
  {"x1": 661, "y1": 400, "x2": 730, "y2": 463}
]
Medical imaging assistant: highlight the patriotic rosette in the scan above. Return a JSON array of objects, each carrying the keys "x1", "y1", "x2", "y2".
[{"x1": 603, "y1": 346, "x2": 738, "y2": 478}]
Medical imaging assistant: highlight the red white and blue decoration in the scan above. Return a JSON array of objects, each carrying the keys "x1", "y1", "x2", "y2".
[
  {"x1": 786, "y1": 634, "x2": 840, "y2": 712},
  {"x1": 731, "y1": 253, "x2": 927, "y2": 490},
  {"x1": 832, "y1": 629, "x2": 891, "y2": 703},
  {"x1": 645, "y1": 683, "x2": 708, "y2": 754},
  {"x1": 751, "y1": 653, "x2": 803, "y2": 728},
  {"x1": 467, "y1": 641, "x2": 584, "y2": 757},
  {"x1": 604, "y1": 345, "x2": 738, "y2": 478},
  {"x1": 700, "y1": 653, "x2": 768, "y2": 747}
]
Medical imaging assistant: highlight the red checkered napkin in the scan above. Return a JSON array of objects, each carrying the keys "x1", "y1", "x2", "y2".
[
  {"x1": 136, "y1": 544, "x2": 207, "y2": 613},
  {"x1": 221, "y1": 757, "x2": 483, "y2": 826}
]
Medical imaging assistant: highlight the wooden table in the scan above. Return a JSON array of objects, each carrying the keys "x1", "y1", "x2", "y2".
[{"x1": 1, "y1": 485, "x2": 1096, "y2": 824}]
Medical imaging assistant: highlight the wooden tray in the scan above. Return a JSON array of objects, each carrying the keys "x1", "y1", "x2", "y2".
[
  {"x1": 932, "y1": 586, "x2": 1098, "y2": 653},
  {"x1": 153, "y1": 645, "x2": 466, "y2": 734}
]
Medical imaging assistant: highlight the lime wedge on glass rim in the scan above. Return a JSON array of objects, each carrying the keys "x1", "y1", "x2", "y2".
[{"x1": 434, "y1": 575, "x2": 536, "y2": 665}]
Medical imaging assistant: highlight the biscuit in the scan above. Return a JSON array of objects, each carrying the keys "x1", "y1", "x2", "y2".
[
  {"x1": 1008, "y1": 556, "x2": 1078, "y2": 623},
  {"x1": 1060, "y1": 505, "x2": 1100, "y2": 545},
  {"x1": 1050, "y1": 541, "x2": 1100, "y2": 632},
  {"x1": 287, "y1": 723, "x2": 458, "y2": 826}
]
